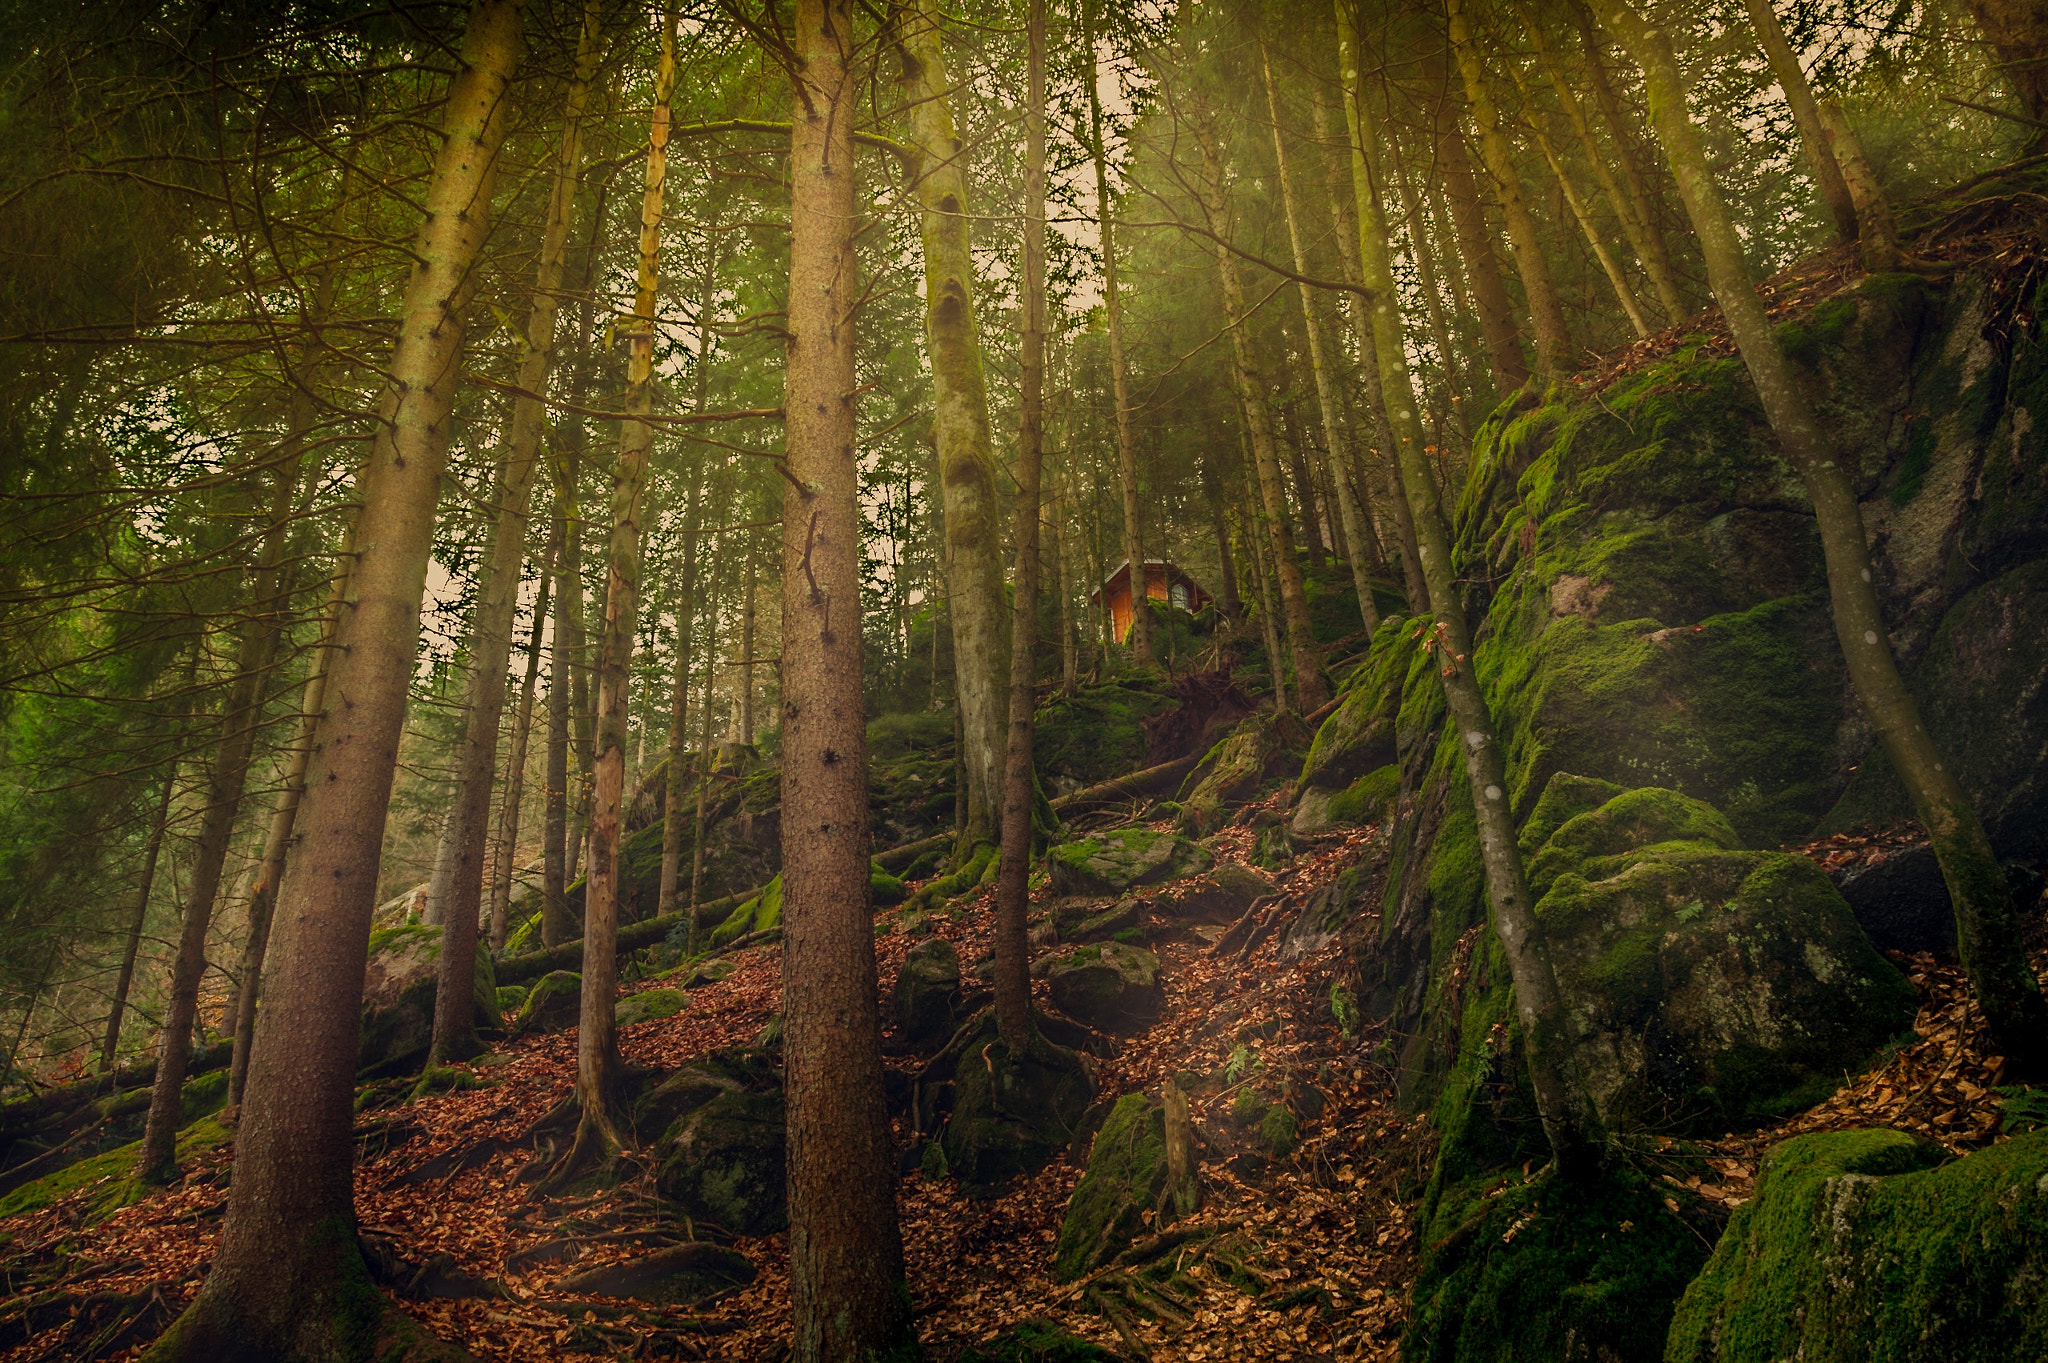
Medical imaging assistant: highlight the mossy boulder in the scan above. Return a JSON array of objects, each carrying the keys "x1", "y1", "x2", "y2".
[
  {"x1": 1047, "y1": 829, "x2": 1210, "y2": 898},
  {"x1": 1531, "y1": 782, "x2": 1914, "y2": 1131},
  {"x1": 1324, "y1": 763, "x2": 1399, "y2": 829},
  {"x1": 1175, "y1": 709, "x2": 1312, "y2": 837},
  {"x1": 1150, "y1": 862, "x2": 1272, "y2": 924},
  {"x1": 1667, "y1": 1128, "x2": 2048, "y2": 1362},
  {"x1": 639, "y1": 1047, "x2": 785, "y2": 1236},
  {"x1": 1406, "y1": 1167, "x2": 1711, "y2": 1363},
  {"x1": 1293, "y1": 616, "x2": 1418, "y2": 835},
  {"x1": 1052, "y1": 1093, "x2": 1171, "y2": 1281},
  {"x1": 1033, "y1": 678, "x2": 1178, "y2": 792},
  {"x1": 494, "y1": 985, "x2": 528, "y2": 1016},
  {"x1": 706, "y1": 874, "x2": 782, "y2": 950},
  {"x1": 510, "y1": 970, "x2": 581, "y2": 1036},
  {"x1": 0, "y1": 1116, "x2": 234, "y2": 1225},
  {"x1": 894, "y1": 937, "x2": 961, "y2": 1047},
  {"x1": 1045, "y1": 942, "x2": 1163, "y2": 1033},
  {"x1": 614, "y1": 987, "x2": 689, "y2": 1027},
  {"x1": 358, "y1": 923, "x2": 500, "y2": 1072},
  {"x1": 941, "y1": 1020, "x2": 1095, "y2": 1194}
]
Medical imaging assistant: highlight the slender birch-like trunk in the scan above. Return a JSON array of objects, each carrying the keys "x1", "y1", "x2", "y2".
[
  {"x1": 101, "y1": 756, "x2": 179, "y2": 1074},
  {"x1": 898, "y1": 0, "x2": 1009, "y2": 848},
  {"x1": 488, "y1": 552, "x2": 552, "y2": 953},
  {"x1": 571, "y1": 9, "x2": 677, "y2": 1161},
  {"x1": 1740, "y1": 0, "x2": 1859, "y2": 241},
  {"x1": 1339, "y1": 0, "x2": 1604, "y2": 1174},
  {"x1": 1422, "y1": 43, "x2": 1530, "y2": 391}
]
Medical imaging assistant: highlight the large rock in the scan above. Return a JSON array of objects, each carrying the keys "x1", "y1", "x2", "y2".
[
  {"x1": 940, "y1": 1017, "x2": 1095, "y2": 1194},
  {"x1": 1047, "y1": 829, "x2": 1210, "y2": 898},
  {"x1": 1531, "y1": 782, "x2": 1916, "y2": 1131},
  {"x1": 1052, "y1": 1093, "x2": 1171, "y2": 1281},
  {"x1": 1045, "y1": 942, "x2": 1163, "y2": 1033},
  {"x1": 1667, "y1": 1128, "x2": 2048, "y2": 1362},
  {"x1": 1150, "y1": 863, "x2": 1271, "y2": 924},
  {"x1": 1032, "y1": 678, "x2": 1180, "y2": 792},
  {"x1": 358, "y1": 924, "x2": 500, "y2": 1073},
  {"x1": 614, "y1": 986, "x2": 689, "y2": 1027},
  {"x1": 509, "y1": 970, "x2": 580, "y2": 1037},
  {"x1": 638, "y1": 1047, "x2": 785, "y2": 1236},
  {"x1": 1175, "y1": 710, "x2": 1311, "y2": 836},
  {"x1": 894, "y1": 937, "x2": 961, "y2": 1046},
  {"x1": 1291, "y1": 617, "x2": 1416, "y2": 835}
]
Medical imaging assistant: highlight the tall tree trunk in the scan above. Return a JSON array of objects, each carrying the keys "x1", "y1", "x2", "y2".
[
  {"x1": 1084, "y1": 0, "x2": 1153, "y2": 668},
  {"x1": 1190, "y1": 99, "x2": 1328, "y2": 710},
  {"x1": 995, "y1": 0, "x2": 1047, "y2": 1050},
  {"x1": 781, "y1": 2, "x2": 914, "y2": 1355},
  {"x1": 1422, "y1": 44, "x2": 1530, "y2": 391},
  {"x1": 489, "y1": 550, "x2": 553, "y2": 954},
  {"x1": 1965, "y1": 0, "x2": 2048, "y2": 148},
  {"x1": 1593, "y1": 0, "x2": 2048, "y2": 1076},
  {"x1": 1817, "y1": 100, "x2": 1908, "y2": 272},
  {"x1": 227, "y1": 542, "x2": 352, "y2": 1108},
  {"x1": 1741, "y1": 0, "x2": 1860, "y2": 241},
  {"x1": 689, "y1": 551, "x2": 723, "y2": 909},
  {"x1": 1279, "y1": 398, "x2": 1330, "y2": 567},
  {"x1": 147, "y1": 3, "x2": 522, "y2": 1353},
  {"x1": 429, "y1": 7, "x2": 601, "y2": 1066},
  {"x1": 898, "y1": 0, "x2": 1007, "y2": 851},
  {"x1": 1386, "y1": 140, "x2": 1475, "y2": 447},
  {"x1": 1340, "y1": 0, "x2": 1602, "y2": 1173},
  {"x1": 1444, "y1": 0, "x2": 1574, "y2": 380},
  {"x1": 139, "y1": 435, "x2": 303, "y2": 1184},
  {"x1": 1201, "y1": 455, "x2": 1243, "y2": 621},
  {"x1": 570, "y1": 9, "x2": 677, "y2": 1165},
  {"x1": 101, "y1": 758, "x2": 178, "y2": 1074},
  {"x1": 1517, "y1": 0, "x2": 1687, "y2": 323}
]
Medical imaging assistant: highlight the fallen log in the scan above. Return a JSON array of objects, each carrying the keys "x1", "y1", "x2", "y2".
[
  {"x1": 1049, "y1": 752, "x2": 1205, "y2": 820},
  {"x1": 495, "y1": 888, "x2": 758, "y2": 986}
]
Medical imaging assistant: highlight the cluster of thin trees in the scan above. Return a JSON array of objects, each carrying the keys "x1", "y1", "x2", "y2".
[{"x1": 1, "y1": 0, "x2": 2046, "y2": 1356}]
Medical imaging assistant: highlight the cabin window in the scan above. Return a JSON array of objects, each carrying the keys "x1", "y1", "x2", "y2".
[{"x1": 1170, "y1": 582, "x2": 1190, "y2": 611}]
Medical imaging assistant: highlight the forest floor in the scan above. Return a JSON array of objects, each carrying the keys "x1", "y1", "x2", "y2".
[{"x1": 0, "y1": 803, "x2": 2030, "y2": 1363}]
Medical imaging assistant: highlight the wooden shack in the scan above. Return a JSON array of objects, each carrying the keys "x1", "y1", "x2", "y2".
[{"x1": 1090, "y1": 560, "x2": 1213, "y2": 644}]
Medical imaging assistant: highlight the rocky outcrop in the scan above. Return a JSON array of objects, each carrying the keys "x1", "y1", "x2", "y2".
[
  {"x1": 1667, "y1": 1128, "x2": 2048, "y2": 1362},
  {"x1": 1174, "y1": 709, "x2": 1311, "y2": 836},
  {"x1": 894, "y1": 937, "x2": 962, "y2": 1047},
  {"x1": 1052, "y1": 1093, "x2": 1173, "y2": 1282},
  {"x1": 638, "y1": 1048, "x2": 785, "y2": 1236},
  {"x1": 939, "y1": 1018, "x2": 1094, "y2": 1195},
  {"x1": 358, "y1": 924, "x2": 500, "y2": 1073},
  {"x1": 1045, "y1": 943, "x2": 1163, "y2": 1033},
  {"x1": 1047, "y1": 829, "x2": 1210, "y2": 898},
  {"x1": 1150, "y1": 863, "x2": 1272, "y2": 924}
]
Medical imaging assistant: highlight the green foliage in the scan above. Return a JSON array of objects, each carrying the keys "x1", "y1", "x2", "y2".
[{"x1": 1032, "y1": 678, "x2": 1176, "y2": 788}]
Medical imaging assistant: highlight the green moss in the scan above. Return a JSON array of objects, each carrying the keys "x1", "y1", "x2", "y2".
[
  {"x1": 615, "y1": 986, "x2": 690, "y2": 1026},
  {"x1": 0, "y1": 1116, "x2": 233, "y2": 1223},
  {"x1": 1668, "y1": 1129, "x2": 2048, "y2": 1362},
  {"x1": 1326, "y1": 763, "x2": 1399, "y2": 825},
  {"x1": 1258, "y1": 1104, "x2": 1298, "y2": 1157},
  {"x1": 495, "y1": 985, "x2": 528, "y2": 1015},
  {"x1": 1406, "y1": 1166, "x2": 1710, "y2": 1363},
  {"x1": 707, "y1": 874, "x2": 782, "y2": 949},
  {"x1": 869, "y1": 870, "x2": 908, "y2": 905},
  {"x1": 1033, "y1": 679, "x2": 1177, "y2": 787},
  {"x1": 1053, "y1": 1093, "x2": 1169, "y2": 1281}
]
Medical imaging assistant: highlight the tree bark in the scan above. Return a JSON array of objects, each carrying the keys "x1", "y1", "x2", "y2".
[
  {"x1": 658, "y1": 471, "x2": 709, "y2": 921},
  {"x1": 781, "y1": 2, "x2": 915, "y2": 1356},
  {"x1": 994, "y1": 0, "x2": 1048, "y2": 1051},
  {"x1": 572, "y1": 8, "x2": 677, "y2": 1162},
  {"x1": 543, "y1": 485, "x2": 578, "y2": 947},
  {"x1": 1445, "y1": 0, "x2": 1574, "y2": 380},
  {"x1": 1593, "y1": 0, "x2": 2048, "y2": 1077},
  {"x1": 1238, "y1": 429, "x2": 1291, "y2": 715},
  {"x1": 1339, "y1": 0, "x2": 1603, "y2": 1174},
  {"x1": 898, "y1": 0, "x2": 1007, "y2": 850},
  {"x1": 146, "y1": 3, "x2": 522, "y2": 1354},
  {"x1": 738, "y1": 537, "x2": 759, "y2": 743},
  {"x1": 688, "y1": 547, "x2": 723, "y2": 909},
  {"x1": 1570, "y1": 0, "x2": 1687, "y2": 315},
  {"x1": 1817, "y1": 100, "x2": 1908, "y2": 272},
  {"x1": 1741, "y1": 0, "x2": 1860, "y2": 241},
  {"x1": 1084, "y1": 0, "x2": 1153, "y2": 669},
  {"x1": 1190, "y1": 98, "x2": 1328, "y2": 710},
  {"x1": 228, "y1": 542, "x2": 351, "y2": 1108}
]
